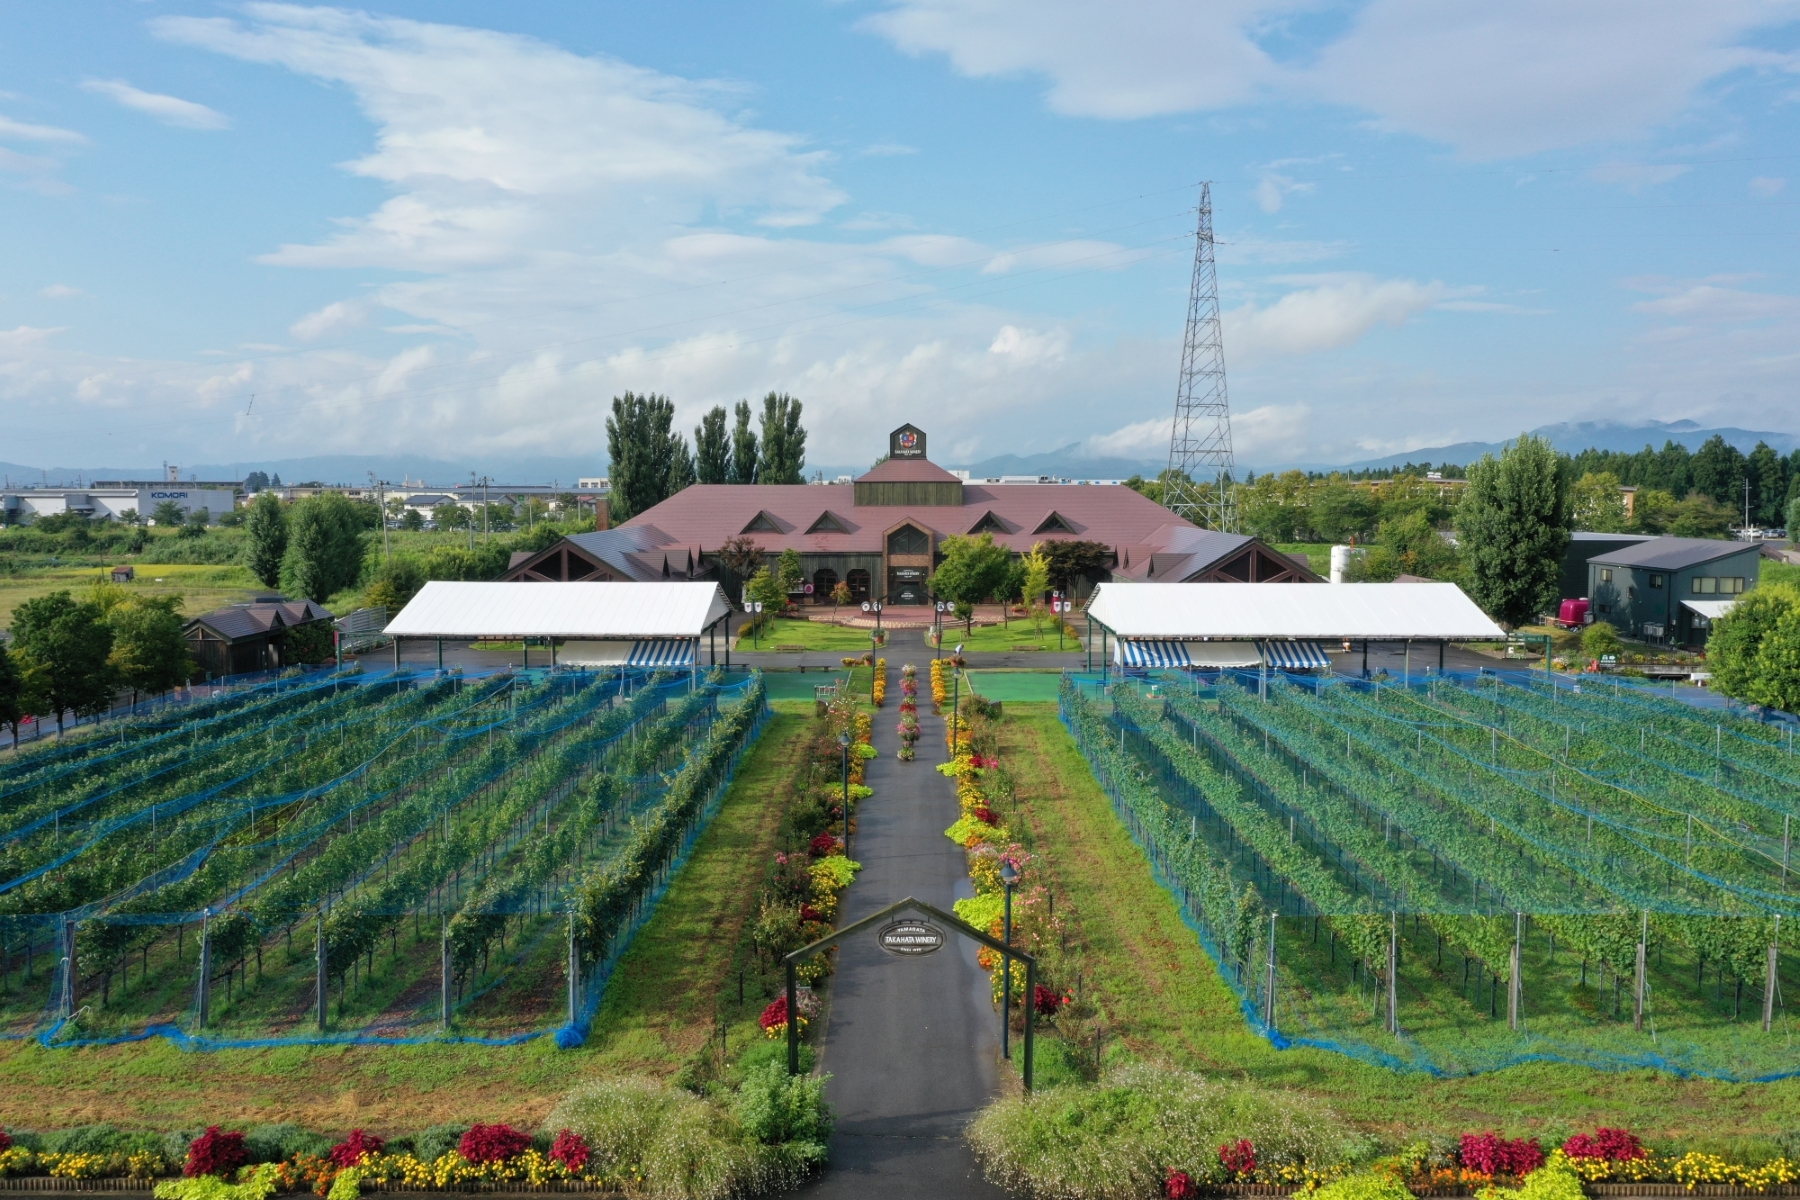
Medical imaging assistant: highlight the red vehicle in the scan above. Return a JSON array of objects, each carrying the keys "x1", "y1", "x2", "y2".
[{"x1": 1557, "y1": 598, "x2": 1591, "y2": 629}]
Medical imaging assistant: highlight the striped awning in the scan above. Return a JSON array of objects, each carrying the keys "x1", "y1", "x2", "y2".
[
  {"x1": 1115, "y1": 640, "x2": 1191, "y2": 668},
  {"x1": 627, "y1": 639, "x2": 696, "y2": 667},
  {"x1": 1257, "y1": 640, "x2": 1331, "y2": 670}
]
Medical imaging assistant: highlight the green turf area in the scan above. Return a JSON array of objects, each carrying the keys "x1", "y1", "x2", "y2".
[
  {"x1": 1276, "y1": 542, "x2": 1333, "y2": 576},
  {"x1": 994, "y1": 704, "x2": 1800, "y2": 1139},
  {"x1": 965, "y1": 670, "x2": 1065, "y2": 702},
  {"x1": 732, "y1": 617, "x2": 917, "y2": 652},
  {"x1": 929, "y1": 618, "x2": 1080, "y2": 652},
  {"x1": 0, "y1": 701, "x2": 816, "y2": 1132},
  {"x1": 757, "y1": 670, "x2": 859, "y2": 701}
]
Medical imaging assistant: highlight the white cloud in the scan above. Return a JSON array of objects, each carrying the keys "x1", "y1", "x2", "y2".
[
  {"x1": 987, "y1": 324, "x2": 1069, "y2": 364},
  {"x1": 862, "y1": 0, "x2": 1800, "y2": 157},
  {"x1": 1253, "y1": 173, "x2": 1313, "y2": 214},
  {"x1": 81, "y1": 79, "x2": 230, "y2": 130},
  {"x1": 1224, "y1": 275, "x2": 1444, "y2": 361},
  {"x1": 39, "y1": 284, "x2": 83, "y2": 299},
  {"x1": 1084, "y1": 416, "x2": 1170, "y2": 459},
  {"x1": 1750, "y1": 175, "x2": 1787, "y2": 196},
  {"x1": 1230, "y1": 403, "x2": 1312, "y2": 458},
  {"x1": 860, "y1": 141, "x2": 918, "y2": 156},
  {"x1": 290, "y1": 299, "x2": 367, "y2": 341},
  {"x1": 1630, "y1": 284, "x2": 1800, "y2": 322},
  {"x1": 0, "y1": 115, "x2": 86, "y2": 144}
]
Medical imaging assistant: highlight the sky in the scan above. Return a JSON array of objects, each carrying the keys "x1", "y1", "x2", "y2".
[{"x1": 1, "y1": 1, "x2": 1798, "y2": 477}]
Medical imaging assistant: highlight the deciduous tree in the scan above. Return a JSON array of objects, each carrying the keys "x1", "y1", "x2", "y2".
[
  {"x1": 730, "y1": 400, "x2": 759, "y2": 485},
  {"x1": 107, "y1": 595, "x2": 193, "y2": 707},
  {"x1": 1570, "y1": 472, "x2": 1630, "y2": 533},
  {"x1": 10, "y1": 591, "x2": 116, "y2": 734},
  {"x1": 280, "y1": 493, "x2": 367, "y2": 604},
  {"x1": 695, "y1": 405, "x2": 731, "y2": 484},
  {"x1": 756, "y1": 393, "x2": 807, "y2": 485},
  {"x1": 1456, "y1": 433, "x2": 1569, "y2": 628},
  {"x1": 244, "y1": 492, "x2": 288, "y2": 588},
  {"x1": 606, "y1": 392, "x2": 687, "y2": 521},
  {"x1": 931, "y1": 532, "x2": 1012, "y2": 635},
  {"x1": 0, "y1": 640, "x2": 22, "y2": 746}
]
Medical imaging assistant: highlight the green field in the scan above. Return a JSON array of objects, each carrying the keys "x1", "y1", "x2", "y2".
[
  {"x1": 994, "y1": 702, "x2": 1800, "y2": 1143},
  {"x1": 0, "y1": 562, "x2": 259, "y2": 628},
  {"x1": 964, "y1": 670, "x2": 1064, "y2": 702},
  {"x1": 0, "y1": 699, "x2": 817, "y2": 1133},
  {"x1": 930, "y1": 617, "x2": 1080, "y2": 652}
]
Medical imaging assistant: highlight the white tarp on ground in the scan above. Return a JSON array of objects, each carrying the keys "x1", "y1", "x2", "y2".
[
  {"x1": 386, "y1": 581, "x2": 731, "y2": 640},
  {"x1": 1087, "y1": 582, "x2": 1503, "y2": 641}
]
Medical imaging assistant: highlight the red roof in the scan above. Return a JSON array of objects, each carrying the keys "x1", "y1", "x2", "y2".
[
  {"x1": 621, "y1": 481, "x2": 1195, "y2": 555},
  {"x1": 856, "y1": 457, "x2": 964, "y2": 483}
]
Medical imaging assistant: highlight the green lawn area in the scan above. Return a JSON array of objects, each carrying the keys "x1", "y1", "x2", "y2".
[
  {"x1": 1275, "y1": 542, "x2": 1333, "y2": 576},
  {"x1": 996, "y1": 704, "x2": 1800, "y2": 1144},
  {"x1": 0, "y1": 562, "x2": 259, "y2": 628},
  {"x1": 0, "y1": 702, "x2": 815, "y2": 1134},
  {"x1": 931, "y1": 617, "x2": 1080, "y2": 652},
  {"x1": 965, "y1": 670, "x2": 1064, "y2": 702},
  {"x1": 1763, "y1": 557, "x2": 1800, "y2": 588},
  {"x1": 733, "y1": 616, "x2": 921, "y2": 652}
]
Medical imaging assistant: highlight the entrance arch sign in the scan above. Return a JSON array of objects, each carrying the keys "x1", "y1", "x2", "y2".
[{"x1": 782, "y1": 896, "x2": 1038, "y2": 1090}]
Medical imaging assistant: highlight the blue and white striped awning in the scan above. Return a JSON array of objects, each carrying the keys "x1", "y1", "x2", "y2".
[
  {"x1": 627, "y1": 639, "x2": 696, "y2": 667},
  {"x1": 1257, "y1": 640, "x2": 1331, "y2": 670},
  {"x1": 1115, "y1": 640, "x2": 1191, "y2": 668}
]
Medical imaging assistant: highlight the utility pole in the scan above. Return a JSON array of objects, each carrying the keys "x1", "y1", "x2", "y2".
[
  {"x1": 482, "y1": 475, "x2": 490, "y2": 543},
  {"x1": 1163, "y1": 182, "x2": 1237, "y2": 532},
  {"x1": 371, "y1": 473, "x2": 391, "y2": 565}
]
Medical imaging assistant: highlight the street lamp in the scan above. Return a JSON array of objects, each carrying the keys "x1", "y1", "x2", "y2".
[
  {"x1": 1000, "y1": 859, "x2": 1019, "y2": 1060},
  {"x1": 838, "y1": 730, "x2": 851, "y2": 855},
  {"x1": 950, "y1": 643, "x2": 964, "y2": 753}
]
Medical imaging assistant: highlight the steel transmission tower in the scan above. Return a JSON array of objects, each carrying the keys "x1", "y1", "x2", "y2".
[{"x1": 1164, "y1": 183, "x2": 1236, "y2": 531}]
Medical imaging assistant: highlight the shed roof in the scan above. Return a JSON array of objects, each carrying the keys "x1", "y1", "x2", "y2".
[
  {"x1": 1085, "y1": 581, "x2": 1503, "y2": 640},
  {"x1": 385, "y1": 581, "x2": 731, "y2": 639},
  {"x1": 184, "y1": 599, "x2": 330, "y2": 643},
  {"x1": 857, "y1": 457, "x2": 963, "y2": 484},
  {"x1": 1587, "y1": 537, "x2": 1756, "y2": 570}
]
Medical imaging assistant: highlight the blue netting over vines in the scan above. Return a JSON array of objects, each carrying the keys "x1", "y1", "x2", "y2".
[
  {"x1": 0, "y1": 662, "x2": 768, "y2": 1051},
  {"x1": 1061, "y1": 668, "x2": 1800, "y2": 1080}
]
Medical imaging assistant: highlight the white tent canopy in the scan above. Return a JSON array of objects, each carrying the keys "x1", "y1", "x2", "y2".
[
  {"x1": 386, "y1": 581, "x2": 732, "y2": 641},
  {"x1": 1086, "y1": 582, "x2": 1504, "y2": 641}
]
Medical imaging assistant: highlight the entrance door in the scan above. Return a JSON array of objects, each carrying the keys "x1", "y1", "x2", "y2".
[{"x1": 887, "y1": 566, "x2": 926, "y2": 605}]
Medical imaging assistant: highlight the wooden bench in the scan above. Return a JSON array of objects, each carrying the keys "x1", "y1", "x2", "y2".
[{"x1": 776, "y1": 644, "x2": 807, "y2": 652}]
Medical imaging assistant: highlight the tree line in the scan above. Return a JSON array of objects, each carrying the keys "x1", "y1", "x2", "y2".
[
  {"x1": 0, "y1": 586, "x2": 194, "y2": 743},
  {"x1": 606, "y1": 392, "x2": 808, "y2": 522}
]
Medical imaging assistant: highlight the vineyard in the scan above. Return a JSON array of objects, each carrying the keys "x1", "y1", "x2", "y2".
[
  {"x1": 0, "y1": 664, "x2": 768, "y2": 1048},
  {"x1": 1062, "y1": 668, "x2": 1800, "y2": 1079}
]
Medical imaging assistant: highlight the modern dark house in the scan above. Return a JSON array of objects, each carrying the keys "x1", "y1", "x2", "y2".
[
  {"x1": 182, "y1": 597, "x2": 333, "y2": 678},
  {"x1": 1560, "y1": 532, "x2": 1656, "y2": 602},
  {"x1": 1587, "y1": 537, "x2": 1761, "y2": 645},
  {"x1": 500, "y1": 424, "x2": 1320, "y2": 603}
]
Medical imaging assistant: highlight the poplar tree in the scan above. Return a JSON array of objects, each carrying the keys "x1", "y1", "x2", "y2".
[
  {"x1": 280, "y1": 493, "x2": 367, "y2": 604},
  {"x1": 694, "y1": 405, "x2": 731, "y2": 484},
  {"x1": 606, "y1": 392, "x2": 684, "y2": 521},
  {"x1": 757, "y1": 392, "x2": 807, "y2": 484},
  {"x1": 1456, "y1": 433, "x2": 1570, "y2": 628},
  {"x1": 244, "y1": 491, "x2": 288, "y2": 588},
  {"x1": 729, "y1": 400, "x2": 759, "y2": 485}
]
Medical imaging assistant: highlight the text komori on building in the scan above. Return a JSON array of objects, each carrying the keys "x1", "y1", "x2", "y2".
[{"x1": 0, "y1": 482, "x2": 239, "y2": 524}]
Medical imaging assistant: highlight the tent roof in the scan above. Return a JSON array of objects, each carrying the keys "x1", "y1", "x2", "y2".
[
  {"x1": 385, "y1": 581, "x2": 731, "y2": 640},
  {"x1": 1086, "y1": 581, "x2": 1504, "y2": 640}
]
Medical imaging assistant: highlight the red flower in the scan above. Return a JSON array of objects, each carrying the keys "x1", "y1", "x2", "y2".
[
  {"x1": 800, "y1": 903, "x2": 824, "y2": 922},
  {"x1": 0, "y1": 1129, "x2": 11, "y2": 1152},
  {"x1": 1563, "y1": 1129, "x2": 1644, "y2": 1162},
  {"x1": 1219, "y1": 1138, "x2": 1257, "y2": 1178},
  {"x1": 1165, "y1": 1168, "x2": 1199, "y2": 1199},
  {"x1": 974, "y1": 806, "x2": 1000, "y2": 825},
  {"x1": 185, "y1": 1127, "x2": 249, "y2": 1178},
  {"x1": 760, "y1": 996, "x2": 791, "y2": 1032},
  {"x1": 809, "y1": 833, "x2": 838, "y2": 857},
  {"x1": 458, "y1": 1124, "x2": 532, "y2": 1164},
  {"x1": 329, "y1": 1130, "x2": 384, "y2": 1168},
  {"x1": 1033, "y1": 984, "x2": 1064, "y2": 1016},
  {"x1": 549, "y1": 1130, "x2": 589, "y2": 1174},
  {"x1": 1460, "y1": 1133, "x2": 1544, "y2": 1176}
]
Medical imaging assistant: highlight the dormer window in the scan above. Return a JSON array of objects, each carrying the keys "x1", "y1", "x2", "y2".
[
  {"x1": 1033, "y1": 511, "x2": 1074, "y2": 535},
  {"x1": 741, "y1": 511, "x2": 782, "y2": 534},
  {"x1": 968, "y1": 511, "x2": 1009, "y2": 535},
  {"x1": 806, "y1": 510, "x2": 850, "y2": 534}
]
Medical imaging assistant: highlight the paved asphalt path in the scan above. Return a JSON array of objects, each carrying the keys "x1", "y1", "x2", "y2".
[{"x1": 797, "y1": 664, "x2": 1011, "y2": 1199}]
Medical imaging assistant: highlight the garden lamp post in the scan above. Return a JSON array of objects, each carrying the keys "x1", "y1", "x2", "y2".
[
  {"x1": 838, "y1": 730, "x2": 851, "y2": 855},
  {"x1": 870, "y1": 630, "x2": 880, "y2": 701},
  {"x1": 1001, "y1": 859, "x2": 1019, "y2": 1060},
  {"x1": 951, "y1": 644, "x2": 964, "y2": 754}
]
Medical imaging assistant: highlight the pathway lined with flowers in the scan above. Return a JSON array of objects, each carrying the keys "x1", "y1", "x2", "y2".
[{"x1": 799, "y1": 663, "x2": 1009, "y2": 1199}]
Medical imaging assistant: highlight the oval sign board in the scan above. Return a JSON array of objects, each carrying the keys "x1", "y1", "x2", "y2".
[{"x1": 878, "y1": 920, "x2": 945, "y2": 957}]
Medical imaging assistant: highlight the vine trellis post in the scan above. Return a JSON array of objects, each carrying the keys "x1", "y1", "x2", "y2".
[
  {"x1": 1634, "y1": 910, "x2": 1648, "y2": 1033},
  {"x1": 1765, "y1": 914, "x2": 1782, "y2": 1034}
]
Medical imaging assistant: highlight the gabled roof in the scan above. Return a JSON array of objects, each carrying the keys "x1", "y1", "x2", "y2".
[
  {"x1": 385, "y1": 581, "x2": 731, "y2": 639},
  {"x1": 1588, "y1": 536, "x2": 1756, "y2": 570},
  {"x1": 1087, "y1": 582, "x2": 1502, "y2": 640},
  {"x1": 741, "y1": 510, "x2": 785, "y2": 534},
  {"x1": 184, "y1": 599, "x2": 331, "y2": 642},
  {"x1": 856, "y1": 457, "x2": 962, "y2": 484},
  {"x1": 967, "y1": 510, "x2": 1011, "y2": 535},
  {"x1": 1032, "y1": 510, "x2": 1079, "y2": 535},
  {"x1": 806, "y1": 510, "x2": 851, "y2": 534}
]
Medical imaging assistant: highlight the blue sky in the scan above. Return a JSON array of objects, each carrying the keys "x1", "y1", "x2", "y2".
[{"x1": 2, "y1": 1, "x2": 1797, "y2": 475}]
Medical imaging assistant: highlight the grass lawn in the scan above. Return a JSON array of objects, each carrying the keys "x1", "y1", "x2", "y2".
[
  {"x1": 930, "y1": 618, "x2": 1081, "y2": 653},
  {"x1": 1276, "y1": 542, "x2": 1333, "y2": 576},
  {"x1": 0, "y1": 563, "x2": 259, "y2": 627},
  {"x1": 733, "y1": 617, "x2": 920, "y2": 652},
  {"x1": 995, "y1": 703, "x2": 1800, "y2": 1144},
  {"x1": 0, "y1": 702, "x2": 815, "y2": 1134},
  {"x1": 965, "y1": 670, "x2": 1064, "y2": 702}
]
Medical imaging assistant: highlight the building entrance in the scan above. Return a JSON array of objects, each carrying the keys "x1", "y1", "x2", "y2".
[{"x1": 887, "y1": 567, "x2": 927, "y2": 605}]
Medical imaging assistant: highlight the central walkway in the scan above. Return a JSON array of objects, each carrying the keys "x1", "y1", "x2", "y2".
[{"x1": 798, "y1": 666, "x2": 1010, "y2": 1198}]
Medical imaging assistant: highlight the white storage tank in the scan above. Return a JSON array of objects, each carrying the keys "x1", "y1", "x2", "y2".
[{"x1": 1329, "y1": 545, "x2": 1365, "y2": 584}]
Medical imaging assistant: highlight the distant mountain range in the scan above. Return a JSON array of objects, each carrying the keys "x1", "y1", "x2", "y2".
[{"x1": 2, "y1": 420, "x2": 1792, "y2": 490}]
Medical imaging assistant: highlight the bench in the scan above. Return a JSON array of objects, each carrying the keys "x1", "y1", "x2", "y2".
[{"x1": 776, "y1": 644, "x2": 806, "y2": 652}]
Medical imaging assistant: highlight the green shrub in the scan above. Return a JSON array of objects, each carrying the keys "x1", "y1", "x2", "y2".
[
  {"x1": 966, "y1": 1064, "x2": 1353, "y2": 1200},
  {"x1": 1313, "y1": 1171, "x2": 1414, "y2": 1200},
  {"x1": 409, "y1": 1124, "x2": 467, "y2": 1165},
  {"x1": 243, "y1": 1124, "x2": 330, "y2": 1164},
  {"x1": 545, "y1": 1075, "x2": 821, "y2": 1200},
  {"x1": 41, "y1": 1124, "x2": 128, "y2": 1154},
  {"x1": 734, "y1": 1062, "x2": 832, "y2": 1154}
]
